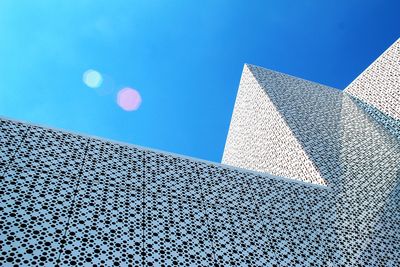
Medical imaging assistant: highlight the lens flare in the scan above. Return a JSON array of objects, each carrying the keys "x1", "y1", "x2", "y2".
[
  {"x1": 83, "y1": 69, "x2": 103, "y2": 88},
  {"x1": 117, "y1": 88, "x2": 142, "y2": 111}
]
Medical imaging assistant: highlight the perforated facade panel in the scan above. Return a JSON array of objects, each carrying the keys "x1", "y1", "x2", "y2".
[
  {"x1": 345, "y1": 38, "x2": 400, "y2": 121},
  {"x1": 222, "y1": 64, "x2": 343, "y2": 185},
  {"x1": 1, "y1": 113, "x2": 400, "y2": 266}
]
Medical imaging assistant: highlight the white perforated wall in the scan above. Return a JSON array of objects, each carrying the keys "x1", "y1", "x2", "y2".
[
  {"x1": 345, "y1": 38, "x2": 400, "y2": 121},
  {"x1": 222, "y1": 64, "x2": 343, "y2": 185},
  {"x1": 1, "y1": 114, "x2": 400, "y2": 266}
]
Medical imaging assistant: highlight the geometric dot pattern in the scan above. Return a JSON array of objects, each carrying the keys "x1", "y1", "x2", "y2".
[
  {"x1": 1, "y1": 114, "x2": 400, "y2": 266},
  {"x1": 345, "y1": 38, "x2": 400, "y2": 121},
  {"x1": 0, "y1": 124, "x2": 87, "y2": 266},
  {"x1": 349, "y1": 95, "x2": 400, "y2": 140},
  {"x1": 223, "y1": 64, "x2": 343, "y2": 185}
]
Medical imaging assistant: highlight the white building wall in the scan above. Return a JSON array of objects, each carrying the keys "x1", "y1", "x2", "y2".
[
  {"x1": 223, "y1": 64, "x2": 343, "y2": 185},
  {"x1": 345, "y1": 38, "x2": 400, "y2": 120}
]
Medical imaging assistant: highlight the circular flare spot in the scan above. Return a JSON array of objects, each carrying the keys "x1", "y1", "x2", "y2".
[
  {"x1": 117, "y1": 88, "x2": 142, "y2": 111},
  {"x1": 83, "y1": 69, "x2": 103, "y2": 88}
]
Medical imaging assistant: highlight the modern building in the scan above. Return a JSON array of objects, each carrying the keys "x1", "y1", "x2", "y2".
[{"x1": 0, "y1": 39, "x2": 399, "y2": 266}]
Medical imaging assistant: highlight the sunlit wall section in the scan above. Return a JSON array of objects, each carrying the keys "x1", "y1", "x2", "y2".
[
  {"x1": 222, "y1": 64, "x2": 343, "y2": 185},
  {"x1": 345, "y1": 38, "x2": 400, "y2": 121}
]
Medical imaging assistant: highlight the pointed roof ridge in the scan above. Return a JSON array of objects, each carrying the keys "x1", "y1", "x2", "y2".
[{"x1": 244, "y1": 63, "x2": 341, "y2": 92}]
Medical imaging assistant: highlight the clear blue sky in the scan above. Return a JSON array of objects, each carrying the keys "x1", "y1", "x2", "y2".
[{"x1": 0, "y1": 0, "x2": 399, "y2": 162}]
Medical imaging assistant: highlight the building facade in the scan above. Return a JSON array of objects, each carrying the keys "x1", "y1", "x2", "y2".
[{"x1": 1, "y1": 39, "x2": 399, "y2": 266}]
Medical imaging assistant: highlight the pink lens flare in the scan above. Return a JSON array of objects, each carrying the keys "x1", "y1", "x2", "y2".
[{"x1": 117, "y1": 88, "x2": 142, "y2": 111}]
